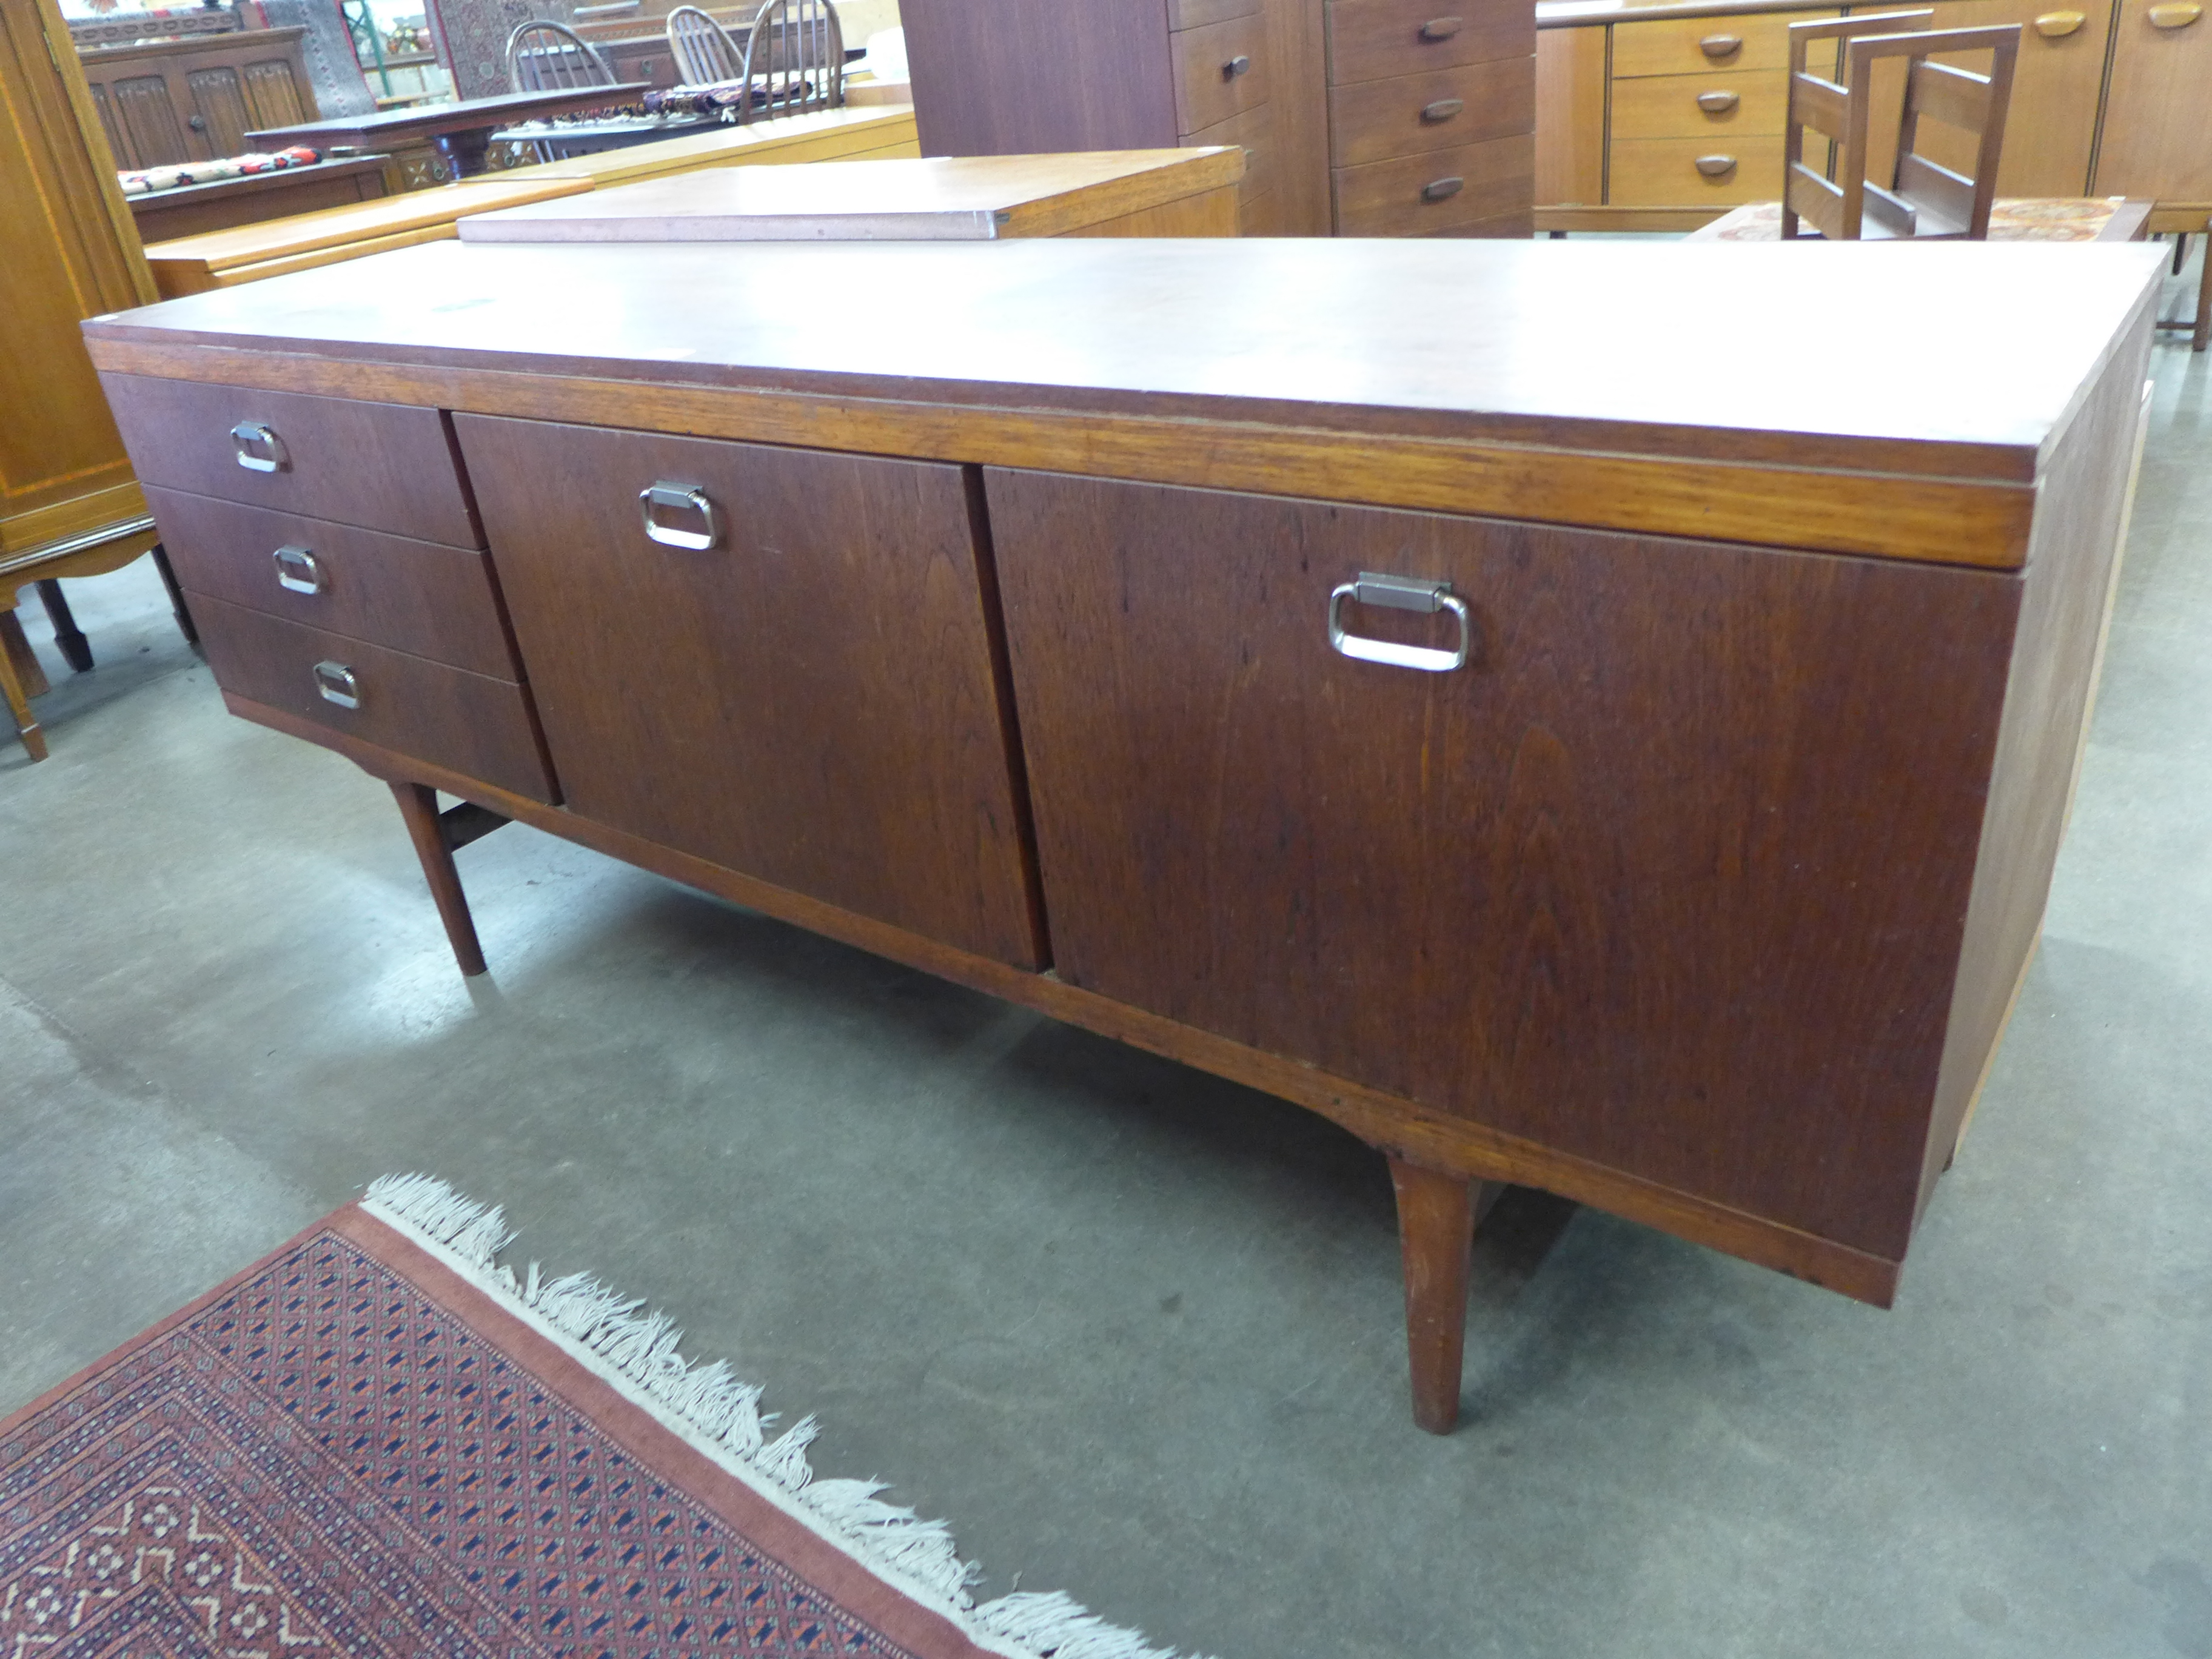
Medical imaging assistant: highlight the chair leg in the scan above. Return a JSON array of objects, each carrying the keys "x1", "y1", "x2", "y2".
[
  {"x1": 35, "y1": 580, "x2": 92, "y2": 673},
  {"x1": 2173, "y1": 232, "x2": 2188, "y2": 276},
  {"x1": 0, "y1": 609, "x2": 49, "y2": 762},
  {"x1": 1387, "y1": 1155, "x2": 1504, "y2": 1435},
  {"x1": 148, "y1": 544, "x2": 199, "y2": 646},
  {"x1": 389, "y1": 780, "x2": 489, "y2": 976},
  {"x1": 2196, "y1": 232, "x2": 2211, "y2": 354}
]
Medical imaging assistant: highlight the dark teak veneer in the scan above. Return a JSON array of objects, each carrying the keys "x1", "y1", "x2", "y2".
[{"x1": 85, "y1": 236, "x2": 2163, "y2": 1432}]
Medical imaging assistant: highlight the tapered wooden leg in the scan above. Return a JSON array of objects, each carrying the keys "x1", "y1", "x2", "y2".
[
  {"x1": 36, "y1": 580, "x2": 92, "y2": 672},
  {"x1": 149, "y1": 544, "x2": 198, "y2": 645},
  {"x1": 1387, "y1": 1156, "x2": 1502, "y2": 1435},
  {"x1": 0, "y1": 609, "x2": 48, "y2": 762},
  {"x1": 390, "y1": 780, "x2": 488, "y2": 976},
  {"x1": 2196, "y1": 235, "x2": 2211, "y2": 353}
]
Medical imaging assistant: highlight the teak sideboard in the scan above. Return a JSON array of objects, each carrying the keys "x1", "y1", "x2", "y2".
[{"x1": 85, "y1": 238, "x2": 2159, "y2": 1432}]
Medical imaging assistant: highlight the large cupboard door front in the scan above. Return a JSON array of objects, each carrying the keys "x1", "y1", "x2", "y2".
[
  {"x1": 456, "y1": 417, "x2": 1044, "y2": 970},
  {"x1": 985, "y1": 471, "x2": 2019, "y2": 1256},
  {"x1": 2093, "y1": 0, "x2": 2212, "y2": 199}
]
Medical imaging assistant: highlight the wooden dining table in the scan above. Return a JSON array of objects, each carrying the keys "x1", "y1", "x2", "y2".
[{"x1": 247, "y1": 85, "x2": 654, "y2": 182}]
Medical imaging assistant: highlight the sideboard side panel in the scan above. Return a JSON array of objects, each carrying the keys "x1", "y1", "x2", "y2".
[{"x1": 988, "y1": 474, "x2": 2022, "y2": 1256}]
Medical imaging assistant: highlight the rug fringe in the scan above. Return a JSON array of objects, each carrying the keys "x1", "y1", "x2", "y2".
[{"x1": 360, "y1": 1174, "x2": 1215, "y2": 1659}]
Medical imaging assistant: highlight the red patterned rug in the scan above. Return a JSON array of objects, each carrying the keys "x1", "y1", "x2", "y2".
[{"x1": 0, "y1": 1178, "x2": 1200, "y2": 1659}]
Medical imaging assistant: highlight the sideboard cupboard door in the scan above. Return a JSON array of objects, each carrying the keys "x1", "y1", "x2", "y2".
[
  {"x1": 984, "y1": 471, "x2": 2021, "y2": 1258},
  {"x1": 455, "y1": 417, "x2": 1045, "y2": 971}
]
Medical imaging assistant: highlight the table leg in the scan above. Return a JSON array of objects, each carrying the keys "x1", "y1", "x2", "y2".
[
  {"x1": 2196, "y1": 227, "x2": 2211, "y2": 353},
  {"x1": 390, "y1": 780, "x2": 489, "y2": 975},
  {"x1": 1388, "y1": 1156, "x2": 1504, "y2": 1435},
  {"x1": 0, "y1": 608, "x2": 48, "y2": 762},
  {"x1": 36, "y1": 580, "x2": 92, "y2": 673},
  {"x1": 149, "y1": 545, "x2": 199, "y2": 646},
  {"x1": 430, "y1": 127, "x2": 494, "y2": 179}
]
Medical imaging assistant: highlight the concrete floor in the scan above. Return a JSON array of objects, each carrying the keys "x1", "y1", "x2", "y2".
[{"x1": 3, "y1": 254, "x2": 2209, "y2": 1659}]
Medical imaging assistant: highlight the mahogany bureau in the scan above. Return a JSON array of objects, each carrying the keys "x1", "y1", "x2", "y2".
[{"x1": 86, "y1": 237, "x2": 2162, "y2": 1432}]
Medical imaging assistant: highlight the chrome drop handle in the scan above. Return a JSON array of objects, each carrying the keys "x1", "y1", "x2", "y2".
[
  {"x1": 639, "y1": 481, "x2": 718, "y2": 550},
  {"x1": 273, "y1": 545, "x2": 324, "y2": 594},
  {"x1": 312, "y1": 660, "x2": 360, "y2": 709},
  {"x1": 1327, "y1": 572, "x2": 1471, "y2": 672},
  {"x1": 230, "y1": 421, "x2": 289, "y2": 473}
]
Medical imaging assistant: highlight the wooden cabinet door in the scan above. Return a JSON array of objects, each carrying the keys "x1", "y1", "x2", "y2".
[
  {"x1": 2093, "y1": 0, "x2": 2212, "y2": 198},
  {"x1": 455, "y1": 417, "x2": 1045, "y2": 971},
  {"x1": 985, "y1": 471, "x2": 2020, "y2": 1257}
]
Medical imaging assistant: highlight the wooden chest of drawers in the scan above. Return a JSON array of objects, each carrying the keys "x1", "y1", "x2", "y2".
[{"x1": 88, "y1": 235, "x2": 2160, "y2": 1432}]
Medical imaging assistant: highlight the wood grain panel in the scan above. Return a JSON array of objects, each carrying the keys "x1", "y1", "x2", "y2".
[
  {"x1": 1173, "y1": 10, "x2": 1271, "y2": 132},
  {"x1": 452, "y1": 415, "x2": 1046, "y2": 970},
  {"x1": 1170, "y1": 0, "x2": 1260, "y2": 25},
  {"x1": 1607, "y1": 133, "x2": 1785, "y2": 204},
  {"x1": 1334, "y1": 132, "x2": 1533, "y2": 232},
  {"x1": 2090, "y1": 0, "x2": 2212, "y2": 198},
  {"x1": 143, "y1": 486, "x2": 521, "y2": 678},
  {"x1": 99, "y1": 374, "x2": 482, "y2": 548},
  {"x1": 190, "y1": 594, "x2": 555, "y2": 801},
  {"x1": 901, "y1": 0, "x2": 1181, "y2": 155},
  {"x1": 1533, "y1": 22, "x2": 1604, "y2": 205},
  {"x1": 111, "y1": 74, "x2": 191, "y2": 169},
  {"x1": 986, "y1": 469, "x2": 2020, "y2": 1258},
  {"x1": 1327, "y1": 0, "x2": 1535, "y2": 83},
  {"x1": 1329, "y1": 57, "x2": 1536, "y2": 166}
]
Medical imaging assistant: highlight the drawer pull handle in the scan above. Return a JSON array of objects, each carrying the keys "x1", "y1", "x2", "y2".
[
  {"x1": 2148, "y1": 2, "x2": 2200, "y2": 25},
  {"x1": 1419, "y1": 15, "x2": 1461, "y2": 38},
  {"x1": 638, "y1": 481, "x2": 719, "y2": 551},
  {"x1": 1699, "y1": 32, "x2": 1742, "y2": 56},
  {"x1": 1423, "y1": 175, "x2": 1466, "y2": 201},
  {"x1": 312, "y1": 660, "x2": 360, "y2": 709},
  {"x1": 1420, "y1": 96, "x2": 1464, "y2": 121},
  {"x1": 230, "y1": 421, "x2": 289, "y2": 474},
  {"x1": 1695, "y1": 153, "x2": 1738, "y2": 177},
  {"x1": 2033, "y1": 9, "x2": 2085, "y2": 33},
  {"x1": 1697, "y1": 89, "x2": 1740, "y2": 112},
  {"x1": 1223, "y1": 52, "x2": 1251, "y2": 76},
  {"x1": 1327, "y1": 572, "x2": 1471, "y2": 673},
  {"x1": 272, "y1": 545, "x2": 324, "y2": 595}
]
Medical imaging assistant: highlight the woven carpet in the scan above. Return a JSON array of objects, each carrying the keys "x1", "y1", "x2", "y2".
[{"x1": 0, "y1": 1177, "x2": 1199, "y2": 1659}]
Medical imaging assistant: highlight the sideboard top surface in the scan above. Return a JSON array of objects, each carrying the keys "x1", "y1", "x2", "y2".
[{"x1": 86, "y1": 238, "x2": 2159, "y2": 481}]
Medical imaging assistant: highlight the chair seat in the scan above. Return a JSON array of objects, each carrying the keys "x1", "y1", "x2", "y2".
[{"x1": 1691, "y1": 196, "x2": 2147, "y2": 242}]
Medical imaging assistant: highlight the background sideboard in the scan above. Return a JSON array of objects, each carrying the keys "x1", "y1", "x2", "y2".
[
  {"x1": 78, "y1": 27, "x2": 320, "y2": 171},
  {"x1": 1535, "y1": 0, "x2": 2211, "y2": 231}
]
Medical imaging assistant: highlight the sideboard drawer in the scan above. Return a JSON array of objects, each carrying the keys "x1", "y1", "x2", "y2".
[
  {"x1": 1326, "y1": 0, "x2": 1533, "y2": 87},
  {"x1": 1610, "y1": 10, "x2": 1834, "y2": 78},
  {"x1": 1607, "y1": 69, "x2": 1791, "y2": 141},
  {"x1": 1608, "y1": 135, "x2": 1785, "y2": 204},
  {"x1": 1173, "y1": 12, "x2": 1271, "y2": 133},
  {"x1": 100, "y1": 374, "x2": 483, "y2": 549},
  {"x1": 145, "y1": 487, "x2": 521, "y2": 679},
  {"x1": 191, "y1": 595, "x2": 555, "y2": 801},
  {"x1": 1334, "y1": 133, "x2": 1534, "y2": 232},
  {"x1": 1330, "y1": 58, "x2": 1535, "y2": 166}
]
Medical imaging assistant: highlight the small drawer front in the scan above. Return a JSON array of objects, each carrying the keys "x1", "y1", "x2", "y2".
[
  {"x1": 1187, "y1": 101, "x2": 1278, "y2": 204},
  {"x1": 1174, "y1": 12, "x2": 1270, "y2": 134},
  {"x1": 1333, "y1": 132, "x2": 1533, "y2": 233},
  {"x1": 1609, "y1": 69, "x2": 1793, "y2": 139},
  {"x1": 1167, "y1": 0, "x2": 1258, "y2": 25},
  {"x1": 99, "y1": 373, "x2": 483, "y2": 549},
  {"x1": 1610, "y1": 10, "x2": 1837, "y2": 78},
  {"x1": 145, "y1": 487, "x2": 521, "y2": 679},
  {"x1": 192, "y1": 594, "x2": 555, "y2": 802},
  {"x1": 1329, "y1": 58, "x2": 1535, "y2": 167},
  {"x1": 1327, "y1": 0, "x2": 1533, "y2": 87},
  {"x1": 1607, "y1": 135, "x2": 1785, "y2": 204}
]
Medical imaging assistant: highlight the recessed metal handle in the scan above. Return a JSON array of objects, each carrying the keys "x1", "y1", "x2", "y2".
[
  {"x1": 272, "y1": 545, "x2": 324, "y2": 595},
  {"x1": 1695, "y1": 153, "x2": 1738, "y2": 177},
  {"x1": 1700, "y1": 31, "x2": 1743, "y2": 55},
  {"x1": 1327, "y1": 573, "x2": 1471, "y2": 672},
  {"x1": 638, "y1": 481, "x2": 718, "y2": 550},
  {"x1": 312, "y1": 660, "x2": 360, "y2": 709},
  {"x1": 1223, "y1": 52, "x2": 1251, "y2": 76},
  {"x1": 1419, "y1": 15, "x2": 1462, "y2": 38},
  {"x1": 1697, "y1": 89, "x2": 1740, "y2": 112},
  {"x1": 1420, "y1": 97, "x2": 1464, "y2": 121},
  {"x1": 1422, "y1": 176, "x2": 1466, "y2": 201},
  {"x1": 230, "y1": 421, "x2": 288, "y2": 474}
]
